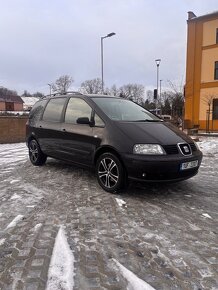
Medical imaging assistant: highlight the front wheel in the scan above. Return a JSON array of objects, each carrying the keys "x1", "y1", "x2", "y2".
[
  {"x1": 28, "y1": 139, "x2": 47, "y2": 166},
  {"x1": 96, "y1": 153, "x2": 126, "y2": 193}
]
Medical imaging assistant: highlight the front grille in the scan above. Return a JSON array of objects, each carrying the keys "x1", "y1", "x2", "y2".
[
  {"x1": 189, "y1": 142, "x2": 197, "y2": 152},
  {"x1": 162, "y1": 145, "x2": 179, "y2": 155},
  {"x1": 163, "y1": 142, "x2": 197, "y2": 155},
  {"x1": 178, "y1": 143, "x2": 191, "y2": 155}
]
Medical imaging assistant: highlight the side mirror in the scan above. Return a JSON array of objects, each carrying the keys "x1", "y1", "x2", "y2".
[{"x1": 77, "y1": 117, "x2": 91, "y2": 125}]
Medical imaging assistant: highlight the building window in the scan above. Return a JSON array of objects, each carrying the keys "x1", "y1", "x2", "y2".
[
  {"x1": 215, "y1": 61, "x2": 218, "y2": 80},
  {"x1": 213, "y1": 99, "x2": 218, "y2": 120},
  {"x1": 216, "y1": 28, "x2": 218, "y2": 44},
  {"x1": 5, "y1": 102, "x2": 14, "y2": 111}
]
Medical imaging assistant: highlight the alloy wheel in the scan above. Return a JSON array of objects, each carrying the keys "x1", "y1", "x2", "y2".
[
  {"x1": 98, "y1": 157, "x2": 119, "y2": 189},
  {"x1": 29, "y1": 141, "x2": 39, "y2": 163}
]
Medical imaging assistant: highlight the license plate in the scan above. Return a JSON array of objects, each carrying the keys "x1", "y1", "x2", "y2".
[{"x1": 180, "y1": 160, "x2": 198, "y2": 170}]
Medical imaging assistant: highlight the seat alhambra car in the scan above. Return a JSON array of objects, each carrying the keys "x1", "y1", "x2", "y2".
[{"x1": 26, "y1": 92, "x2": 203, "y2": 193}]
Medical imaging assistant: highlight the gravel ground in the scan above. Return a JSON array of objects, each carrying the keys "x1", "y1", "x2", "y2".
[{"x1": 0, "y1": 138, "x2": 218, "y2": 290}]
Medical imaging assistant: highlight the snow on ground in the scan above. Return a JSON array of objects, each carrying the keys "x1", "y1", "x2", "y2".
[
  {"x1": 0, "y1": 238, "x2": 6, "y2": 246},
  {"x1": 202, "y1": 213, "x2": 212, "y2": 219},
  {"x1": 6, "y1": 215, "x2": 24, "y2": 229},
  {"x1": 113, "y1": 259, "x2": 156, "y2": 290},
  {"x1": 10, "y1": 193, "x2": 21, "y2": 200},
  {"x1": 46, "y1": 226, "x2": 75, "y2": 290},
  {"x1": 115, "y1": 198, "x2": 127, "y2": 208},
  {"x1": 33, "y1": 223, "x2": 42, "y2": 232},
  {"x1": 198, "y1": 137, "x2": 218, "y2": 155},
  {"x1": 0, "y1": 143, "x2": 27, "y2": 166}
]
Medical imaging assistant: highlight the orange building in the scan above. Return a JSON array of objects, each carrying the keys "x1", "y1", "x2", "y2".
[{"x1": 185, "y1": 11, "x2": 218, "y2": 131}]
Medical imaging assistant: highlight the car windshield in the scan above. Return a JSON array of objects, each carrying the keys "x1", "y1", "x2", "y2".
[{"x1": 92, "y1": 97, "x2": 161, "y2": 122}]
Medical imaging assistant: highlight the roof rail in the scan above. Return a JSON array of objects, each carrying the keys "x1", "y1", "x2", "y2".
[{"x1": 43, "y1": 91, "x2": 83, "y2": 98}]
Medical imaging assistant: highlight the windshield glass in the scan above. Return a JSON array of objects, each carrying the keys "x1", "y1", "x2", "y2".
[{"x1": 92, "y1": 97, "x2": 161, "y2": 122}]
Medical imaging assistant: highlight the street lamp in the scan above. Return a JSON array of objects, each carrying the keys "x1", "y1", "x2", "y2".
[
  {"x1": 48, "y1": 83, "x2": 52, "y2": 97},
  {"x1": 155, "y1": 59, "x2": 161, "y2": 115},
  {"x1": 101, "y1": 32, "x2": 116, "y2": 93}
]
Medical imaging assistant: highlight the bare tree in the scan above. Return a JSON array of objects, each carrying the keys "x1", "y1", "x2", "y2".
[
  {"x1": 52, "y1": 75, "x2": 74, "y2": 94},
  {"x1": 110, "y1": 84, "x2": 120, "y2": 96},
  {"x1": 80, "y1": 78, "x2": 102, "y2": 94},
  {"x1": 0, "y1": 87, "x2": 17, "y2": 96},
  {"x1": 119, "y1": 84, "x2": 145, "y2": 105}
]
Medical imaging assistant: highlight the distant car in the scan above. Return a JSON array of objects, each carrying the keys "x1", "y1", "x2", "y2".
[{"x1": 26, "y1": 93, "x2": 203, "y2": 193}]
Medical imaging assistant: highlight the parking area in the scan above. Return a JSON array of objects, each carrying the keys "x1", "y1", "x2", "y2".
[{"x1": 0, "y1": 138, "x2": 218, "y2": 290}]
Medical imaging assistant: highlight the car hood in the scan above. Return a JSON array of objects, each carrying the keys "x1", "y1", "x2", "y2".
[{"x1": 115, "y1": 121, "x2": 192, "y2": 145}]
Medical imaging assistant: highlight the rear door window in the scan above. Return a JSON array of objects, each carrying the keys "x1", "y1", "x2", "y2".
[
  {"x1": 65, "y1": 98, "x2": 92, "y2": 124},
  {"x1": 42, "y1": 98, "x2": 66, "y2": 122}
]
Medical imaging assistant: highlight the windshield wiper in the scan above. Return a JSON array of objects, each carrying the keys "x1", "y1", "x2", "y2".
[{"x1": 133, "y1": 119, "x2": 163, "y2": 122}]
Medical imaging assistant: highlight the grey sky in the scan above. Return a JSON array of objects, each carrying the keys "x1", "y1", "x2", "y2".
[{"x1": 0, "y1": 0, "x2": 217, "y2": 95}]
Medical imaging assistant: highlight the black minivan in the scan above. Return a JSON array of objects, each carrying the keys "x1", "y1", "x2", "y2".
[{"x1": 26, "y1": 92, "x2": 203, "y2": 192}]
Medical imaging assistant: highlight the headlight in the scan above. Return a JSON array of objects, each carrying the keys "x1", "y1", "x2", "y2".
[{"x1": 133, "y1": 144, "x2": 166, "y2": 155}]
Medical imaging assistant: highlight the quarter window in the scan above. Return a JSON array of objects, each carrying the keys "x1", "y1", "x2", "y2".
[
  {"x1": 42, "y1": 98, "x2": 66, "y2": 122},
  {"x1": 215, "y1": 61, "x2": 218, "y2": 80},
  {"x1": 30, "y1": 99, "x2": 47, "y2": 122},
  {"x1": 65, "y1": 98, "x2": 92, "y2": 124},
  {"x1": 213, "y1": 98, "x2": 218, "y2": 120},
  {"x1": 94, "y1": 113, "x2": 105, "y2": 127}
]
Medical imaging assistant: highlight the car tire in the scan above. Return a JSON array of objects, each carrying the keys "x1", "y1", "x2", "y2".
[
  {"x1": 96, "y1": 153, "x2": 126, "y2": 193},
  {"x1": 28, "y1": 139, "x2": 47, "y2": 166}
]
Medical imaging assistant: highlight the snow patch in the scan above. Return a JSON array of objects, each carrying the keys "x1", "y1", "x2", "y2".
[
  {"x1": 198, "y1": 138, "x2": 218, "y2": 155},
  {"x1": 10, "y1": 179, "x2": 20, "y2": 184},
  {"x1": 115, "y1": 198, "x2": 127, "y2": 208},
  {"x1": 113, "y1": 259, "x2": 156, "y2": 290},
  {"x1": 10, "y1": 193, "x2": 21, "y2": 200},
  {"x1": 34, "y1": 223, "x2": 42, "y2": 231},
  {"x1": 6, "y1": 215, "x2": 24, "y2": 229},
  {"x1": 0, "y1": 238, "x2": 6, "y2": 246},
  {"x1": 202, "y1": 213, "x2": 212, "y2": 219},
  {"x1": 46, "y1": 226, "x2": 75, "y2": 290}
]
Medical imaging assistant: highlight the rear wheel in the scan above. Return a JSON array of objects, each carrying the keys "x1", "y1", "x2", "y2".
[
  {"x1": 28, "y1": 139, "x2": 47, "y2": 166},
  {"x1": 96, "y1": 153, "x2": 126, "y2": 193}
]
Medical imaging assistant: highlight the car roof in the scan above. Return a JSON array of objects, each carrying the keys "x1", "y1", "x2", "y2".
[{"x1": 43, "y1": 92, "x2": 120, "y2": 99}]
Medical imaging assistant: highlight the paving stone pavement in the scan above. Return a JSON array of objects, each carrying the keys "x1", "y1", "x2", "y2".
[{"x1": 0, "y1": 142, "x2": 218, "y2": 290}]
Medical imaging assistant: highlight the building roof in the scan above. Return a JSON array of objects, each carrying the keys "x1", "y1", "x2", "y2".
[
  {"x1": 0, "y1": 94, "x2": 24, "y2": 103},
  {"x1": 21, "y1": 96, "x2": 39, "y2": 106},
  {"x1": 188, "y1": 10, "x2": 218, "y2": 22}
]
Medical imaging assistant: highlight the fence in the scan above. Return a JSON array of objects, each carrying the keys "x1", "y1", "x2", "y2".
[{"x1": 0, "y1": 116, "x2": 28, "y2": 143}]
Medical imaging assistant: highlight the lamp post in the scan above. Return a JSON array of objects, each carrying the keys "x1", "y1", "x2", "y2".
[
  {"x1": 155, "y1": 59, "x2": 161, "y2": 115},
  {"x1": 48, "y1": 83, "x2": 52, "y2": 97},
  {"x1": 101, "y1": 32, "x2": 116, "y2": 93}
]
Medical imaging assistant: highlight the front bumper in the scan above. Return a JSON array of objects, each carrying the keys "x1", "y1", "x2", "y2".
[{"x1": 121, "y1": 151, "x2": 203, "y2": 182}]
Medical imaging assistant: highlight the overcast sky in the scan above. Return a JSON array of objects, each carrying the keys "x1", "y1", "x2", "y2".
[{"x1": 0, "y1": 0, "x2": 217, "y2": 95}]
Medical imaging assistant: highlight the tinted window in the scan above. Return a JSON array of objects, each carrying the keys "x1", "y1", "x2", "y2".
[
  {"x1": 42, "y1": 98, "x2": 66, "y2": 122},
  {"x1": 94, "y1": 113, "x2": 105, "y2": 127},
  {"x1": 92, "y1": 98, "x2": 161, "y2": 122},
  {"x1": 65, "y1": 98, "x2": 92, "y2": 124},
  {"x1": 213, "y1": 98, "x2": 218, "y2": 120},
  {"x1": 29, "y1": 100, "x2": 47, "y2": 122},
  {"x1": 216, "y1": 28, "x2": 218, "y2": 44},
  {"x1": 215, "y1": 61, "x2": 218, "y2": 80}
]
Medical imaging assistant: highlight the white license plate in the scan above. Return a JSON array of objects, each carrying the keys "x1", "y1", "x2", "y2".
[{"x1": 180, "y1": 160, "x2": 198, "y2": 170}]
